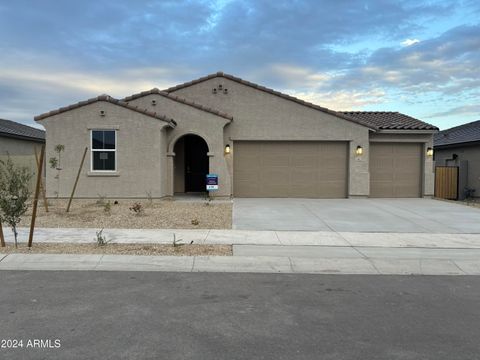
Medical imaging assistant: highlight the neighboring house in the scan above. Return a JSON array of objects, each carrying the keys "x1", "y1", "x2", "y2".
[
  {"x1": 434, "y1": 120, "x2": 480, "y2": 199},
  {"x1": 34, "y1": 72, "x2": 438, "y2": 199},
  {"x1": 0, "y1": 118, "x2": 45, "y2": 189}
]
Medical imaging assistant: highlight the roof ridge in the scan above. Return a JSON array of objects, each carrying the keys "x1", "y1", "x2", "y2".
[
  {"x1": 34, "y1": 95, "x2": 176, "y2": 126},
  {"x1": 122, "y1": 88, "x2": 233, "y2": 120},
  {"x1": 164, "y1": 72, "x2": 377, "y2": 130},
  {"x1": 340, "y1": 111, "x2": 398, "y2": 114}
]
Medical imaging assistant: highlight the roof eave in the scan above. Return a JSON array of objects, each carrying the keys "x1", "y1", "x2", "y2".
[
  {"x1": 0, "y1": 132, "x2": 45, "y2": 142},
  {"x1": 34, "y1": 96, "x2": 176, "y2": 125},
  {"x1": 434, "y1": 140, "x2": 480, "y2": 149}
]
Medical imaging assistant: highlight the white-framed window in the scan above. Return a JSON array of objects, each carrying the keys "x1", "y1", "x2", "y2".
[{"x1": 91, "y1": 130, "x2": 116, "y2": 171}]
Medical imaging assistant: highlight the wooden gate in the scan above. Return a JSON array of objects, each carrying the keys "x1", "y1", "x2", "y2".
[{"x1": 435, "y1": 166, "x2": 458, "y2": 200}]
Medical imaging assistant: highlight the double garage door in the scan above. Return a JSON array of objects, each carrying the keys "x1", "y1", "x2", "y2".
[
  {"x1": 234, "y1": 141, "x2": 348, "y2": 198},
  {"x1": 234, "y1": 141, "x2": 422, "y2": 198}
]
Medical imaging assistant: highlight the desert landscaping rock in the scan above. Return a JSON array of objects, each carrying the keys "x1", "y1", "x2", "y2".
[
  {"x1": 19, "y1": 199, "x2": 232, "y2": 229},
  {"x1": 0, "y1": 243, "x2": 232, "y2": 256}
]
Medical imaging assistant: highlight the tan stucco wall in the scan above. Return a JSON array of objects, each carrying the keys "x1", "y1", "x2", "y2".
[
  {"x1": 435, "y1": 145, "x2": 480, "y2": 196},
  {"x1": 127, "y1": 94, "x2": 231, "y2": 197},
  {"x1": 0, "y1": 136, "x2": 43, "y2": 156},
  {"x1": 38, "y1": 101, "x2": 170, "y2": 198},
  {"x1": 0, "y1": 136, "x2": 45, "y2": 190},
  {"x1": 369, "y1": 132, "x2": 435, "y2": 196},
  {"x1": 170, "y1": 77, "x2": 371, "y2": 197}
]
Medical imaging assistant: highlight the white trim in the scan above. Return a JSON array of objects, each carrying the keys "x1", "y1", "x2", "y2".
[{"x1": 90, "y1": 129, "x2": 117, "y2": 172}]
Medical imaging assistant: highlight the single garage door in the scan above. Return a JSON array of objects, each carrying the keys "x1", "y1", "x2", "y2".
[
  {"x1": 234, "y1": 141, "x2": 348, "y2": 198},
  {"x1": 370, "y1": 142, "x2": 422, "y2": 198}
]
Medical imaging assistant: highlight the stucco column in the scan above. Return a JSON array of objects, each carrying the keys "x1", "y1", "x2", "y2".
[
  {"x1": 423, "y1": 142, "x2": 435, "y2": 197},
  {"x1": 166, "y1": 152, "x2": 175, "y2": 197},
  {"x1": 348, "y1": 137, "x2": 370, "y2": 197},
  {"x1": 208, "y1": 147, "x2": 232, "y2": 198}
]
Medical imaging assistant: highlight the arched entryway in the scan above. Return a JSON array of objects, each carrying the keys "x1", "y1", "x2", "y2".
[{"x1": 173, "y1": 134, "x2": 209, "y2": 194}]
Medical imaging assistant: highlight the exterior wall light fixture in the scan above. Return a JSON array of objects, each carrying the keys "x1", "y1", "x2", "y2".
[
  {"x1": 427, "y1": 147, "x2": 434, "y2": 157},
  {"x1": 355, "y1": 145, "x2": 363, "y2": 156},
  {"x1": 225, "y1": 144, "x2": 231, "y2": 154}
]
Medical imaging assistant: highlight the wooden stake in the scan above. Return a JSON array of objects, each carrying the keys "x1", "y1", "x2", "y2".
[
  {"x1": 34, "y1": 146, "x2": 48, "y2": 212},
  {"x1": 28, "y1": 144, "x2": 45, "y2": 247},
  {"x1": 66, "y1": 147, "x2": 88, "y2": 213},
  {"x1": 0, "y1": 219, "x2": 5, "y2": 247}
]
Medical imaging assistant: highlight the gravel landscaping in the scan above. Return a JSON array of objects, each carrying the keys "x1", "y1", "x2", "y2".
[
  {"x1": 18, "y1": 199, "x2": 232, "y2": 229},
  {"x1": 434, "y1": 197, "x2": 480, "y2": 209},
  {"x1": 0, "y1": 243, "x2": 232, "y2": 256}
]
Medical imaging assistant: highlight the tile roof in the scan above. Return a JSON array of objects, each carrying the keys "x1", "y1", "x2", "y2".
[
  {"x1": 339, "y1": 111, "x2": 438, "y2": 131},
  {"x1": 34, "y1": 95, "x2": 177, "y2": 127},
  {"x1": 123, "y1": 88, "x2": 233, "y2": 121},
  {"x1": 434, "y1": 120, "x2": 480, "y2": 147},
  {"x1": 164, "y1": 71, "x2": 377, "y2": 130},
  {"x1": 0, "y1": 118, "x2": 45, "y2": 142}
]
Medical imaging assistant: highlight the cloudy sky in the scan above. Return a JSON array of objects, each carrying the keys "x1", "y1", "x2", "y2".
[{"x1": 1, "y1": 0, "x2": 479, "y2": 130}]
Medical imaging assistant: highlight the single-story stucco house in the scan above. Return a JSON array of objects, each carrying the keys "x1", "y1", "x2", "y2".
[
  {"x1": 0, "y1": 118, "x2": 45, "y2": 189},
  {"x1": 434, "y1": 120, "x2": 480, "y2": 199},
  {"x1": 34, "y1": 72, "x2": 438, "y2": 199}
]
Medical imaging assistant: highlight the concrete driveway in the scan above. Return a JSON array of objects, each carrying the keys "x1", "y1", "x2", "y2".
[{"x1": 233, "y1": 198, "x2": 480, "y2": 233}]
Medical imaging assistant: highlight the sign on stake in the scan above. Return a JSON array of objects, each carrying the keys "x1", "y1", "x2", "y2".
[
  {"x1": 66, "y1": 147, "x2": 88, "y2": 213},
  {"x1": 28, "y1": 144, "x2": 45, "y2": 247}
]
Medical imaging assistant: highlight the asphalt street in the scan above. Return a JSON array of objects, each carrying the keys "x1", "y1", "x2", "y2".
[{"x1": 1, "y1": 271, "x2": 479, "y2": 360}]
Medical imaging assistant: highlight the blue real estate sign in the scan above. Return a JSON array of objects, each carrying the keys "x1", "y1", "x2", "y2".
[{"x1": 206, "y1": 174, "x2": 219, "y2": 191}]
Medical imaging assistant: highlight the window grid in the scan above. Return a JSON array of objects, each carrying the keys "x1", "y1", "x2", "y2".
[{"x1": 91, "y1": 130, "x2": 117, "y2": 172}]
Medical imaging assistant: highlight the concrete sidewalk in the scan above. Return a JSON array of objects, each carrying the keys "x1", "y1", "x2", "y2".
[
  {"x1": 2, "y1": 227, "x2": 480, "y2": 275},
  {"x1": 6, "y1": 227, "x2": 480, "y2": 248}
]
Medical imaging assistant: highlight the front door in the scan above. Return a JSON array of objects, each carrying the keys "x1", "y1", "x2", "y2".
[{"x1": 185, "y1": 135, "x2": 209, "y2": 192}]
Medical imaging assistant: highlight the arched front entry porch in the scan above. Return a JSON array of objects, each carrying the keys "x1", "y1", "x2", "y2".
[{"x1": 172, "y1": 134, "x2": 209, "y2": 194}]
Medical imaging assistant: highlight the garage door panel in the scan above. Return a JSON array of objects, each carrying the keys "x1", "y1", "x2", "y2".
[
  {"x1": 317, "y1": 181, "x2": 346, "y2": 197},
  {"x1": 394, "y1": 145, "x2": 420, "y2": 156},
  {"x1": 263, "y1": 155, "x2": 289, "y2": 167},
  {"x1": 234, "y1": 141, "x2": 347, "y2": 198},
  {"x1": 293, "y1": 168, "x2": 318, "y2": 184},
  {"x1": 263, "y1": 168, "x2": 290, "y2": 183},
  {"x1": 372, "y1": 170, "x2": 394, "y2": 181},
  {"x1": 234, "y1": 182, "x2": 259, "y2": 197},
  {"x1": 291, "y1": 154, "x2": 318, "y2": 167},
  {"x1": 235, "y1": 170, "x2": 259, "y2": 182},
  {"x1": 318, "y1": 168, "x2": 346, "y2": 182},
  {"x1": 370, "y1": 143, "x2": 421, "y2": 198},
  {"x1": 290, "y1": 186, "x2": 317, "y2": 198},
  {"x1": 370, "y1": 182, "x2": 393, "y2": 198},
  {"x1": 395, "y1": 184, "x2": 419, "y2": 197}
]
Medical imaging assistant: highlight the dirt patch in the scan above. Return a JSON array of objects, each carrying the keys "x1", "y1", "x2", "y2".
[
  {"x1": 19, "y1": 199, "x2": 232, "y2": 229},
  {"x1": 0, "y1": 243, "x2": 232, "y2": 256}
]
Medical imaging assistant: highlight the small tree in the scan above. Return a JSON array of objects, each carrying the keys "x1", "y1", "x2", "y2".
[
  {"x1": 49, "y1": 144, "x2": 65, "y2": 201},
  {"x1": 0, "y1": 157, "x2": 32, "y2": 248}
]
